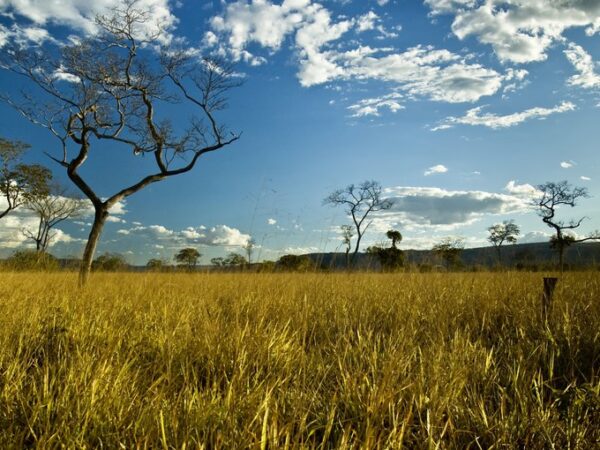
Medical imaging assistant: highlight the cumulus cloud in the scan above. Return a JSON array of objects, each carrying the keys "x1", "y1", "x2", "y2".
[
  {"x1": 347, "y1": 92, "x2": 403, "y2": 117},
  {"x1": 433, "y1": 102, "x2": 576, "y2": 130},
  {"x1": 282, "y1": 246, "x2": 320, "y2": 255},
  {"x1": 376, "y1": 186, "x2": 531, "y2": 231},
  {"x1": 0, "y1": 0, "x2": 177, "y2": 44},
  {"x1": 207, "y1": 1, "x2": 508, "y2": 103},
  {"x1": 267, "y1": 218, "x2": 277, "y2": 225},
  {"x1": 424, "y1": 164, "x2": 448, "y2": 176},
  {"x1": 117, "y1": 223, "x2": 251, "y2": 248},
  {"x1": 519, "y1": 230, "x2": 552, "y2": 244},
  {"x1": 0, "y1": 22, "x2": 53, "y2": 47},
  {"x1": 425, "y1": 0, "x2": 600, "y2": 64},
  {"x1": 564, "y1": 43, "x2": 600, "y2": 89},
  {"x1": 581, "y1": 176, "x2": 591, "y2": 181},
  {"x1": 356, "y1": 11, "x2": 379, "y2": 32},
  {"x1": 504, "y1": 180, "x2": 539, "y2": 198},
  {"x1": 560, "y1": 160, "x2": 575, "y2": 169}
]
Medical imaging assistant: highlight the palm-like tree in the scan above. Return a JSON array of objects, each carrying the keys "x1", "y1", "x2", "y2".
[{"x1": 386, "y1": 230, "x2": 402, "y2": 249}]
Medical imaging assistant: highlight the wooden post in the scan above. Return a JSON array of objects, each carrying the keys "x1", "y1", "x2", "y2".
[{"x1": 542, "y1": 277, "x2": 558, "y2": 322}]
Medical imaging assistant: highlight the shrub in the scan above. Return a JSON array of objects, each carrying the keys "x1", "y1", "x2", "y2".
[{"x1": 5, "y1": 250, "x2": 59, "y2": 271}]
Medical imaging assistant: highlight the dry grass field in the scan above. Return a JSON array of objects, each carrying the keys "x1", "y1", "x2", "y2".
[{"x1": 0, "y1": 272, "x2": 599, "y2": 448}]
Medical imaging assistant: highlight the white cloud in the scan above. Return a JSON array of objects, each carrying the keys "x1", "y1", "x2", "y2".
[
  {"x1": 267, "y1": 218, "x2": 277, "y2": 225},
  {"x1": 208, "y1": 0, "x2": 313, "y2": 63},
  {"x1": 504, "y1": 180, "x2": 539, "y2": 198},
  {"x1": 208, "y1": 1, "x2": 507, "y2": 103},
  {"x1": 348, "y1": 92, "x2": 403, "y2": 117},
  {"x1": 0, "y1": 22, "x2": 53, "y2": 47},
  {"x1": 356, "y1": 11, "x2": 378, "y2": 32},
  {"x1": 118, "y1": 223, "x2": 251, "y2": 247},
  {"x1": 564, "y1": 43, "x2": 600, "y2": 89},
  {"x1": 282, "y1": 246, "x2": 320, "y2": 255},
  {"x1": 434, "y1": 101, "x2": 576, "y2": 130},
  {"x1": 560, "y1": 160, "x2": 575, "y2": 169},
  {"x1": 519, "y1": 230, "x2": 552, "y2": 244},
  {"x1": 424, "y1": 164, "x2": 448, "y2": 176},
  {"x1": 425, "y1": 1, "x2": 600, "y2": 64},
  {"x1": 581, "y1": 176, "x2": 591, "y2": 181},
  {"x1": 0, "y1": 0, "x2": 177, "y2": 44},
  {"x1": 375, "y1": 185, "x2": 532, "y2": 232}
]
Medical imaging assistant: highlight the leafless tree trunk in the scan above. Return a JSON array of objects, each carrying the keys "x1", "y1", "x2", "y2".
[
  {"x1": 79, "y1": 208, "x2": 108, "y2": 285},
  {"x1": 1, "y1": 1, "x2": 241, "y2": 285}
]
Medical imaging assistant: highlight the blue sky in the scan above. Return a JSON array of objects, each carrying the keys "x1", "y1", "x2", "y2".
[{"x1": 1, "y1": 0, "x2": 600, "y2": 264}]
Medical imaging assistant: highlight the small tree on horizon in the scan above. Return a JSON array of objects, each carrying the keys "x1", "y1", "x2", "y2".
[
  {"x1": 224, "y1": 252, "x2": 247, "y2": 266},
  {"x1": 487, "y1": 220, "x2": 520, "y2": 265},
  {"x1": 432, "y1": 237, "x2": 465, "y2": 269},
  {"x1": 175, "y1": 248, "x2": 201, "y2": 270},
  {"x1": 146, "y1": 258, "x2": 167, "y2": 271},
  {"x1": 324, "y1": 180, "x2": 393, "y2": 266}
]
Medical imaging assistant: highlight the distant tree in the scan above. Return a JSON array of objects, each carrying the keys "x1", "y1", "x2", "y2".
[
  {"x1": 223, "y1": 252, "x2": 247, "y2": 266},
  {"x1": 0, "y1": 138, "x2": 51, "y2": 220},
  {"x1": 324, "y1": 181, "x2": 393, "y2": 265},
  {"x1": 93, "y1": 253, "x2": 127, "y2": 271},
  {"x1": 367, "y1": 229, "x2": 404, "y2": 271},
  {"x1": 277, "y1": 254, "x2": 314, "y2": 272},
  {"x1": 175, "y1": 248, "x2": 201, "y2": 269},
  {"x1": 487, "y1": 220, "x2": 520, "y2": 264},
  {"x1": 386, "y1": 229, "x2": 402, "y2": 249},
  {"x1": 340, "y1": 224, "x2": 354, "y2": 268},
  {"x1": 1, "y1": 2, "x2": 241, "y2": 285},
  {"x1": 23, "y1": 184, "x2": 86, "y2": 252},
  {"x1": 533, "y1": 181, "x2": 600, "y2": 272},
  {"x1": 146, "y1": 258, "x2": 166, "y2": 271},
  {"x1": 243, "y1": 238, "x2": 256, "y2": 264},
  {"x1": 210, "y1": 257, "x2": 225, "y2": 267},
  {"x1": 432, "y1": 237, "x2": 465, "y2": 269}
]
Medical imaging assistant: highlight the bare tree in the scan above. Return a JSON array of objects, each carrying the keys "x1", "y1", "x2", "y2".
[
  {"x1": 0, "y1": 1, "x2": 241, "y2": 285},
  {"x1": 432, "y1": 237, "x2": 464, "y2": 269},
  {"x1": 534, "y1": 181, "x2": 600, "y2": 272},
  {"x1": 0, "y1": 138, "x2": 51, "y2": 219},
  {"x1": 487, "y1": 220, "x2": 520, "y2": 265},
  {"x1": 23, "y1": 184, "x2": 86, "y2": 252},
  {"x1": 324, "y1": 181, "x2": 393, "y2": 265}
]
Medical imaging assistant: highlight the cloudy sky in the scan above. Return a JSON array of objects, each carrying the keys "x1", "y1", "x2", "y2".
[{"x1": 1, "y1": 0, "x2": 599, "y2": 264}]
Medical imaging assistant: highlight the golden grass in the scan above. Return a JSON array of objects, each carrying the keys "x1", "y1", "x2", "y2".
[{"x1": 0, "y1": 272, "x2": 599, "y2": 448}]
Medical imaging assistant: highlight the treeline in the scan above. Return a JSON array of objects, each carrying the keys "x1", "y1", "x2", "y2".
[{"x1": 3, "y1": 242, "x2": 600, "y2": 273}]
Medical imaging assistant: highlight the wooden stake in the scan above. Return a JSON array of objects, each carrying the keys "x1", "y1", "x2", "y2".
[{"x1": 542, "y1": 277, "x2": 558, "y2": 322}]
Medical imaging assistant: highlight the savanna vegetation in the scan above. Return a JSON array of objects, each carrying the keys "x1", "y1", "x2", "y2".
[{"x1": 0, "y1": 271, "x2": 598, "y2": 448}]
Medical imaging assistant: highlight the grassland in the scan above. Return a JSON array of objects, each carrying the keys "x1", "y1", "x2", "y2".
[{"x1": 0, "y1": 272, "x2": 599, "y2": 448}]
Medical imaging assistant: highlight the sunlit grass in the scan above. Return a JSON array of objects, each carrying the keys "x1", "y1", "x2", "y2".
[{"x1": 0, "y1": 272, "x2": 598, "y2": 448}]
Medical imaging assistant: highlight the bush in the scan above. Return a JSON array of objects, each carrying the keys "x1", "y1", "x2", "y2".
[
  {"x1": 276, "y1": 254, "x2": 315, "y2": 272},
  {"x1": 4, "y1": 250, "x2": 59, "y2": 271},
  {"x1": 92, "y1": 253, "x2": 128, "y2": 271}
]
